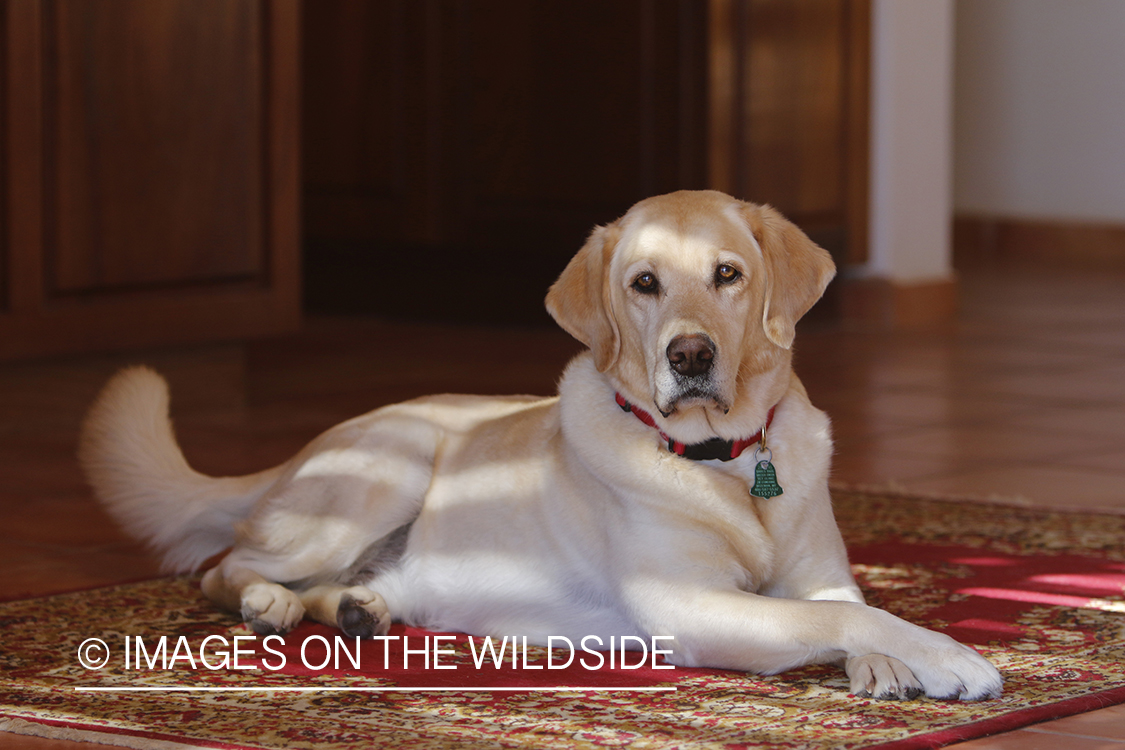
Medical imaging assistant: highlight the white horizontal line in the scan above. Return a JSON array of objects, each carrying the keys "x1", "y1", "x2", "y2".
[{"x1": 75, "y1": 686, "x2": 677, "y2": 693}]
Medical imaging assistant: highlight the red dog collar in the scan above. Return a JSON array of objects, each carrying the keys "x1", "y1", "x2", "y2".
[{"x1": 615, "y1": 393, "x2": 776, "y2": 462}]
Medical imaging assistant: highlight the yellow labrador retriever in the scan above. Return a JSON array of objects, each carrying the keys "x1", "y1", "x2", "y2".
[{"x1": 81, "y1": 190, "x2": 1001, "y2": 700}]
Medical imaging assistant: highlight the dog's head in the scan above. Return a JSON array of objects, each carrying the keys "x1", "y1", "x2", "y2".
[{"x1": 546, "y1": 190, "x2": 834, "y2": 443}]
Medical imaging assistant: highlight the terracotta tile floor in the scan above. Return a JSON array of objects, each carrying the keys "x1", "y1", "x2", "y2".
[{"x1": 1, "y1": 263, "x2": 1123, "y2": 748}]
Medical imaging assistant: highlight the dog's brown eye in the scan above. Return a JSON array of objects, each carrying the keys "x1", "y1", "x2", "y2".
[
  {"x1": 715, "y1": 264, "x2": 741, "y2": 285},
  {"x1": 632, "y1": 272, "x2": 659, "y2": 295}
]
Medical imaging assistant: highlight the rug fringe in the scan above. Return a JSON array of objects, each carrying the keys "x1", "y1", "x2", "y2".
[{"x1": 0, "y1": 717, "x2": 211, "y2": 750}]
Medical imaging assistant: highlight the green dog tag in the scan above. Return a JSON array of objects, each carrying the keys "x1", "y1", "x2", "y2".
[{"x1": 750, "y1": 456, "x2": 783, "y2": 499}]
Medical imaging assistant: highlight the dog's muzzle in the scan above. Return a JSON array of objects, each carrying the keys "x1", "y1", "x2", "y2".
[{"x1": 658, "y1": 334, "x2": 728, "y2": 416}]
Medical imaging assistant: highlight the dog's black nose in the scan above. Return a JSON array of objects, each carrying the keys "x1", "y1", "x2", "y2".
[{"x1": 667, "y1": 334, "x2": 714, "y2": 377}]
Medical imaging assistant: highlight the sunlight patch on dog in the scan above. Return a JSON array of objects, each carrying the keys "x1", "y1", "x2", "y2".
[
  {"x1": 628, "y1": 221, "x2": 730, "y2": 278},
  {"x1": 294, "y1": 447, "x2": 398, "y2": 481}
]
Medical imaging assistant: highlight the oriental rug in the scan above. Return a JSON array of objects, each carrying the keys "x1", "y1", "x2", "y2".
[{"x1": 1, "y1": 490, "x2": 1124, "y2": 750}]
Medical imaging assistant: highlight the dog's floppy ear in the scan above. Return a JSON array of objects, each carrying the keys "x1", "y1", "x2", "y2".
[
  {"x1": 545, "y1": 224, "x2": 621, "y2": 371},
  {"x1": 743, "y1": 204, "x2": 836, "y2": 349}
]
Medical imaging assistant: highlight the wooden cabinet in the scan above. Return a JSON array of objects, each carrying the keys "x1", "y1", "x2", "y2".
[
  {"x1": 0, "y1": 0, "x2": 867, "y2": 355},
  {"x1": 0, "y1": 0, "x2": 300, "y2": 360},
  {"x1": 304, "y1": 0, "x2": 868, "y2": 324}
]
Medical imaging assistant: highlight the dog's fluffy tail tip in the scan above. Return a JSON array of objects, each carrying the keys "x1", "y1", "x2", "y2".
[
  {"x1": 79, "y1": 365, "x2": 175, "y2": 486},
  {"x1": 79, "y1": 366, "x2": 228, "y2": 573},
  {"x1": 82, "y1": 364, "x2": 168, "y2": 424}
]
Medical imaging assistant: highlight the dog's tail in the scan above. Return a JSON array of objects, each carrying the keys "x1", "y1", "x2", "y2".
[{"x1": 79, "y1": 366, "x2": 284, "y2": 574}]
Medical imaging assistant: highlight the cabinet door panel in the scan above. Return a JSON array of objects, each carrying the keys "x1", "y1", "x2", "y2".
[
  {"x1": 743, "y1": 0, "x2": 846, "y2": 220},
  {"x1": 0, "y1": 0, "x2": 300, "y2": 360},
  {"x1": 48, "y1": 0, "x2": 263, "y2": 293}
]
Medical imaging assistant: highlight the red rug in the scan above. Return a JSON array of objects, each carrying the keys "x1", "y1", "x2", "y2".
[{"x1": 2, "y1": 490, "x2": 1124, "y2": 749}]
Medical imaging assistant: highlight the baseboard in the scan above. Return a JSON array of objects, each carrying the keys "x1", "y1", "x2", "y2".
[
  {"x1": 837, "y1": 276, "x2": 958, "y2": 328},
  {"x1": 954, "y1": 215, "x2": 1125, "y2": 269}
]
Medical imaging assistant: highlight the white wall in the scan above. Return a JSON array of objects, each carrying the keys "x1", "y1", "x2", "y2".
[
  {"x1": 954, "y1": 0, "x2": 1125, "y2": 223},
  {"x1": 864, "y1": 0, "x2": 956, "y2": 283}
]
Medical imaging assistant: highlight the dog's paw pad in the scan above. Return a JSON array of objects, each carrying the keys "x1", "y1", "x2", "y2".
[
  {"x1": 336, "y1": 589, "x2": 390, "y2": 638},
  {"x1": 338, "y1": 595, "x2": 378, "y2": 638},
  {"x1": 246, "y1": 620, "x2": 284, "y2": 636}
]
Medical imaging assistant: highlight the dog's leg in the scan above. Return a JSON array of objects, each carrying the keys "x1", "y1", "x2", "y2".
[
  {"x1": 193, "y1": 408, "x2": 441, "y2": 635},
  {"x1": 792, "y1": 587, "x2": 923, "y2": 700},
  {"x1": 201, "y1": 564, "x2": 304, "y2": 635},
  {"x1": 639, "y1": 588, "x2": 1002, "y2": 701},
  {"x1": 297, "y1": 584, "x2": 391, "y2": 638},
  {"x1": 797, "y1": 588, "x2": 923, "y2": 700},
  {"x1": 198, "y1": 425, "x2": 437, "y2": 635},
  {"x1": 757, "y1": 481, "x2": 939, "y2": 701},
  {"x1": 199, "y1": 514, "x2": 411, "y2": 637},
  {"x1": 201, "y1": 559, "x2": 395, "y2": 638}
]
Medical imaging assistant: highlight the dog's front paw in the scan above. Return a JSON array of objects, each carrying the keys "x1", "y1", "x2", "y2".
[
  {"x1": 336, "y1": 586, "x2": 391, "y2": 638},
  {"x1": 241, "y1": 582, "x2": 305, "y2": 635},
  {"x1": 915, "y1": 638, "x2": 1003, "y2": 701},
  {"x1": 846, "y1": 654, "x2": 923, "y2": 700},
  {"x1": 894, "y1": 630, "x2": 1003, "y2": 701}
]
